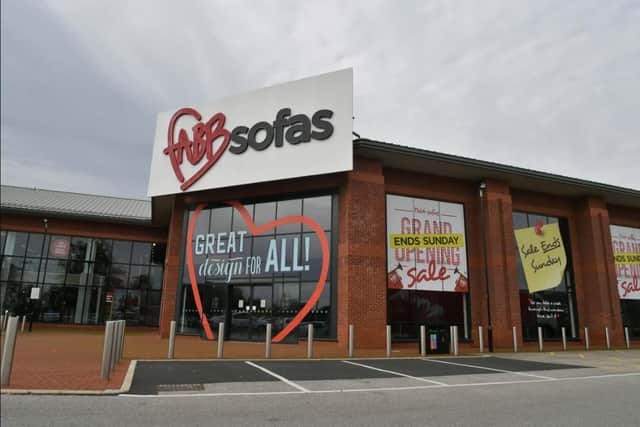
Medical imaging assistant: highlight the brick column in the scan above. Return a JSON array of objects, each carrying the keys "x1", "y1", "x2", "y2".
[
  {"x1": 337, "y1": 158, "x2": 387, "y2": 348},
  {"x1": 481, "y1": 180, "x2": 522, "y2": 349},
  {"x1": 159, "y1": 196, "x2": 186, "y2": 338},
  {"x1": 574, "y1": 197, "x2": 624, "y2": 347}
]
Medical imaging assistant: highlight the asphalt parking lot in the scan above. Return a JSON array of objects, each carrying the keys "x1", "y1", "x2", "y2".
[{"x1": 126, "y1": 355, "x2": 589, "y2": 396}]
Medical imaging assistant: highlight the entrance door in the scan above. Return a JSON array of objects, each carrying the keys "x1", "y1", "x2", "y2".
[{"x1": 228, "y1": 284, "x2": 273, "y2": 341}]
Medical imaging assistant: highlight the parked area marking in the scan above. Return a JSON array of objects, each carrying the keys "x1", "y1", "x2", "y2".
[
  {"x1": 342, "y1": 360, "x2": 448, "y2": 386},
  {"x1": 244, "y1": 361, "x2": 310, "y2": 393},
  {"x1": 420, "y1": 358, "x2": 555, "y2": 380},
  {"x1": 122, "y1": 356, "x2": 640, "y2": 398}
]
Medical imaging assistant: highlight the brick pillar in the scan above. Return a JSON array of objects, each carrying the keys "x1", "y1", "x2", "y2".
[
  {"x1": 574, "y1": 197, "x2": 624, "y2": 347},
  {"x1": 159, "y1": 196, "x2": 186, "y2": 338},
  {"x1": 337, "y1": 158, "x2": 387, "y2": 348},
  {"x1": 481, "y1": 180, "x2": 522, "y2": 349}
]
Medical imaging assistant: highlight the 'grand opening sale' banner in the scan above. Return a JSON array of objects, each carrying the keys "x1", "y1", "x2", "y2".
[
  {"x1": 610, "y1": 224, "x2": 640, "y2": 300},
  {"x1": 386, "y1": 195, "x2": 469, "y2": 292}
]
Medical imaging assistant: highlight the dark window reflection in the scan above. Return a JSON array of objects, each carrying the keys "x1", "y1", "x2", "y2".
[{"x1": 513, "y1": 212, "x2": 578, "y2": 340}]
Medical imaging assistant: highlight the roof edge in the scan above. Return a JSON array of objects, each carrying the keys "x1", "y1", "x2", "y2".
[{"x1": 354, "y1": 138, "x2": 640, "y2": 198}]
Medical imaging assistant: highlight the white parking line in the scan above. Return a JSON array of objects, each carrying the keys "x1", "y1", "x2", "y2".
[
  {"x1": 342, "y1": 360, "x2": 449, "y2": 386},
  {"x1": 244, "y1": 361, "x2": 310, "y2": 393},
  {"x1": 421, "y1": 358, "x2": 555, "y2": 380},
  {"x1": 120, "y1": 372, "x2": 640, "y2": 398}
]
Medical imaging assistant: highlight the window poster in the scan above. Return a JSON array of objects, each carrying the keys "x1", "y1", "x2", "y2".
[
  {"x1": 386, "y1": 194, "x2": 469, "y2": 292},
  {"x1": 514, "y1": 222, "x2": 567, "y2": 293},
  {"x1": 610, "y1": 225, "x2": 640, "y2": 300}
]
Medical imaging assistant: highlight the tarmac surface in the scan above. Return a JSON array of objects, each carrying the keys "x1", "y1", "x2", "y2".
[{"x1": 2, "y1": 351, "x2": 640, "y2": 426}]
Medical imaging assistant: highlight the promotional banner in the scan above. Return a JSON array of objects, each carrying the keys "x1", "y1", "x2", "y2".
[
  {"x1": 148, "y1": 69, "x2": 353, "y2": 196},
  {"x1": 514, "y1": 222, "x2": 567, "y2": 293},
  {"x1": 186, "y1": 200, "x2": 329, "y2": 342},
  {"x1": 386, "y1": 195, "x2": 469, "y2": 292},
  {"x1": 610, "y1": 224, "x2": 640, "y2": 300}
]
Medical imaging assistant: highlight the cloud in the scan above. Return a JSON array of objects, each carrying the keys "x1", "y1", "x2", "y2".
[{"x1": 1, "y1": 0, "x2": 638, "y2": 198}]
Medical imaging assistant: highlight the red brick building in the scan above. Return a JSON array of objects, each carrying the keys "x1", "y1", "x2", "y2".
[
  {"x1": 2, "y1": 70, "x2": 638, "y2": 353},
  {"x1": 2, "y1": 139, "x2": 638, "y2": 352}
]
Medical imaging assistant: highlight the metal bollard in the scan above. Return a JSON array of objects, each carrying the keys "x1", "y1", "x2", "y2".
[
  {"x1": 449, "y1": 326, "x2": 453, "y2": 354},
  {"x1": 1, "y1": 316, "x2": 19, "y2": 386},
  {"x1": 584, "y1": 327, "x2": 590, "y2": 351},
  {"x1": 307, "y1": 324, "x2": 314, "y2": 359},
  {"x1": 453, "y1": 326, "x2": 459, "y2": 356},
  {"x1": 21, "y1": 316, "x2": 26, "y2": 333},
  {"x1": 537, "y1": 326, "x2": 543, "y2": 352},
  {"x1": 101, "y1": 321, "x2": 114, "y2": 380},
  {"x1": 561, "y1": 327, "x2": 567, "y2": 351},
  {"x1": 0, "y1": 315, "x2": 4, "y2": 335},
  {"x1": 265, "y1": 323, "x2": 272, "y2": 359},
  {"x1": 217, "y1": 322, "x2": 225, "y2": 359},
  {"x1": 386, "y1": 325, "x2": 392, "y2": 357},
  {"x1": 513, "y1": 326, "x2": 518, "y2": 353},
  {"x1": 478, "y1": 326, "x2": 484, "y2": 353},
  {"x1": 348, "y1": 324, "x2": 354, "y2": 358},
  {"x1": 625, "y1": 327, "x2": 631, "y2": 350},
  {"x1": 420, "y1": 325, "x2": 426, "y2": 357},
  {"x1": 109, "y1": 322, "x2": 118, "y2": 372},
  {"x1": 605, "y1": 327, "x2": 611, "y2": 350},
  {"x1": 168, "y1": 320, "x2": 176, "y2": 359},
  {"x1": 119, "y1": 321, "x2": 126, "y2": 361}
]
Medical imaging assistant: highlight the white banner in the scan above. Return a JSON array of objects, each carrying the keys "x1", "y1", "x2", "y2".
[
  {"x1": 386, "y1": 194, "x2": 469, "y2": 292},
  {"x1": 610, "y1": 224, "x2": 640, "y2": 300},
  {"x1": 147, "y1": 69, "x2": 353, "y2": 196}
]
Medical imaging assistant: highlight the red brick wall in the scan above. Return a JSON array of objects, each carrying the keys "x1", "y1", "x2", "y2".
[
  {"x1": 0, "y1": 213, "x2": 167, "y2": 242},
  {"x1": 337, "y1": 158, "x2": 387, "y2": 348}
]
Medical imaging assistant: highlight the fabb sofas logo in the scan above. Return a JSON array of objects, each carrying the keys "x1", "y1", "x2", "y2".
[{"x1": 148, "y1": 69, "x2": 353, "y2": 196}]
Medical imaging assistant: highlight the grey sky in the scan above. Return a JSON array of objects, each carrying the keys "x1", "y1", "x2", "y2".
[{"x1": 1, "y1": 0, "x2": 638, "y2": 198}]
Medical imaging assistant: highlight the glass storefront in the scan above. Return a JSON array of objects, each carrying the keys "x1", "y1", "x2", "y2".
[
  {"x1": 512, "y1": 212, "x2": 579, "y2": 340},
  {"x1": 177, "y1": 194, "x2": 336, "y2": 341},
  {"x1": 386, "y1": 194, "x2": 471, "y2": 341},
  {"x1": 0, "y1": 229, "x2": 165, "y2": 326}
]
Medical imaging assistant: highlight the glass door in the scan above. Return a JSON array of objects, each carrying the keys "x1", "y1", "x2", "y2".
[
  {"x1": 250, "y1": 285, "x2": 273, "y2": 341},
  {"x1": 228, "y1": 285, "x2": 252, "y2": 341}
]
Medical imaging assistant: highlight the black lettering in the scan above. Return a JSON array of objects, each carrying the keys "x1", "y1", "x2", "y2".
[
  {"x1": 229, "y1": 126, "x2": 249, "y2": 154},
  {"x1": 311, "y1": 109, "x2": 334, "y2": 140},
  {"x1": 285, "y1": 114, "x2": 311, "y2": 144},
  {"x1": 273, "y1": 108, "x2": 291, "y2": 147},
  {"x1": 248, "y1": 121, "x2": 274, "y2": 151}
]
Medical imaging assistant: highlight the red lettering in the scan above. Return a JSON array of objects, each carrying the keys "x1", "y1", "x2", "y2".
[{"x1": 406, "y1": 260, "x2": 451, "y2": 288}]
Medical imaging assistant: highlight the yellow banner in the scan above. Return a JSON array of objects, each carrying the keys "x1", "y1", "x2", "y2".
[
  {"x1": 514, "y1": 223, "x2": 567, "y2": 293},
  {"x1": 389, "y1": 233, "x2": 465, "y2": 249},
  {"x1": 614, "y1": 253, "x2": 640, "y2": 265}
]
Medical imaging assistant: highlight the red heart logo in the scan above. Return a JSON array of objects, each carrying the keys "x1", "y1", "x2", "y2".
[
  {"x1": 164, "y1": 108, "x2": 231, "y2": 191},
  {"x1": 185, "y1": 201, "x2": 330, "y2": 343}
]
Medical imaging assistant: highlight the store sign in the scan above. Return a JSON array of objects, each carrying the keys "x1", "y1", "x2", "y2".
[
  {"x1": 386, "y1": 195, "x2": 469, "y2": 292},
  {"x1": 147, "y1": 69, "x2": 353, "y2": 196},
  {"x1": 49, "y1": 238, "x2": 70, "y2": 258},
  {"x1": 186, "y1": 201, "x2": 329, "y2": 342},
  {"x1": 610, "y1": 225, "x2": 640, "y2": 300},
  {"x1": 514, "y1": 222, "x2": 567, "y2": 293}
]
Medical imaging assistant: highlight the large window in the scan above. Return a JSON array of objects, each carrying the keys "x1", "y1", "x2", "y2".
[
  {"x1": 178, "y1": 195, "x2": 336, "y2": 340},
  {"x1": 610, "y1": 224, "x2": 640, "y2": 340},
  {"x1": 0, "y1": 229, "x2": 165, "y2": 326},
  {"x1": 513, "y1": 212, "x2": 578, "y2": 341},
  {"x1": 386, "y1": 195, "x2": 471, "y2": 341}
]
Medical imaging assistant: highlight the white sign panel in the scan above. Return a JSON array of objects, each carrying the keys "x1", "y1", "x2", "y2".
[
  {"x1": 148, "y1": 69, "x2": 353, "y2": 196},
  {"x1": 610, "y1": 224, "x2": 640, "y2": 300},
  {"x1": 386, "y1": 194, "x2": 469, "y2": 292},
  {"x1": 30, "y1": 287, "x2": 40, "y2": 300}
]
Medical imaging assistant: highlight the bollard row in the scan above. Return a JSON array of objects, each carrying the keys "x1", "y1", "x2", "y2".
[{"x1": 101, "y1": 320, "x2": 126, "y2": 380}]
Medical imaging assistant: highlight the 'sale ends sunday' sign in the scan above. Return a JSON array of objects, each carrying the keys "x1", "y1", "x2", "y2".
[{"x1": 514, "y1": 222, "x2": 567, "y2": 293}]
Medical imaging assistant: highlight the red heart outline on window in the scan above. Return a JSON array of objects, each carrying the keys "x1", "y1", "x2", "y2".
[{"x1": 185, "y1": 201, "x2": 330, "y2": 343}]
